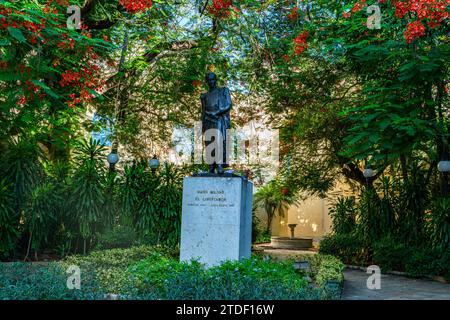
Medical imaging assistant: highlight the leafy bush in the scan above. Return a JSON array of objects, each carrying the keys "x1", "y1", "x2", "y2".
[
  {"x1": 128, "y1": 256, "x2": 320, "y2": 300},
  {"x1": 119, "y1": 161, "x2": 183, "y2": 248},
  {"x1": 313, "y1": 255, "x2": 345, "y2": 286},
  {"x1": 253, "y1": 230, "x2": 272, "y2": 244},
  {"x1": 319, "y1": 233, "x2": 368, "y2": 265},
  {"x1": 252, "y1": 212, "x2": 271, "y2": 243},
  {"x1": 94, "y1": 225, "x2": 138, "y2": 250},
  {"x1": 372, "y1": 236, "x2": 414, "y2": 272},
  {"x1": 61, "y1": 245, "x2": 178, "y2": 294},
  {"x1": 329, "y1": 196, "x2": 357, "y2": 235},
  {"x1": 404, "y1": 249, "x2": 450, "y2": 280},
  {"x1": 70, "y1": 138, "x2": 109, "y2": 255},
  {"x1": 1, "y1": 246, "x2": 345, "y2": 300},
  {"x1": 253, "y1": 179, "x2": 299, "y2": 233},
  {"x1": 0, "y1": 178, "x2": 18, "y2": 260},
  {"x1": 430, "y1": 197, "x2": 450, "y2": 251},
  {"x1": 23, "y1": 182, "x2": 62, "y2": 260},
  {"x1": 0, "y1": 263, "x2": 102, "y2": 300}
]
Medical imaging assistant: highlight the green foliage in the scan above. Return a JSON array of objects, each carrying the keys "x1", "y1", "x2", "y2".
[
  {"x1": 119, "y1": 161, "x2": 183, "y2": 247},
  {"x1": 1, "y1": 246, "x2": 345, "y2": 300},
  {"x1": 128, "y1": 255, "x2": 321, "y2": 300},
  {"x1": 0, "y1": 178, "x2": 18, "y2": 259},
  {"x1": 24, "y1": 182, "x2": 61, "y2": 256},
  {"x1": 0, "y1": 263, "x2": 102, "y2": 300},
  {"x1": 94, "y1": 224, "x2": 138, "y2": 250},
  {"x1": 253, "y1": 179, "x2": 299, "y2": 233},
  {"x1": 70, "y1": 138, "x2": 108, "y2": 253},
  {"x1": 430, "y1": 197, "x2": 450, "y2": 251},
  {"x1": 372, "y1": 236, "x2": 414, "y2": 272},
  {"x1": 252, "y1": 213, "x2": 271, "y2": 244},
  {"x1": 62, "y1": 245, "x2": 177, "y2": 294},
  {"x1": 314, "y1": 255, "x2": 345, "y2": 287},
  {"x1": 319, "y1": 233, "x2": 368, "y2": 266},
  {"x1": 329, "y1": 197, "x2": 357, "y2": 235},
  {"x1": 253, "y1": 229, "x2": 272, "y2": 244}
]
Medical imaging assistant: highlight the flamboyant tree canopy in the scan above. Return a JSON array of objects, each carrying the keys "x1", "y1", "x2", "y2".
[{"x1": 0, "y1": 0, "x2": 449, "y2": 192}]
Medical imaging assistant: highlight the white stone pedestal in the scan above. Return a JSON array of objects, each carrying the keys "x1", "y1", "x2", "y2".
[{"x1": 180, "y1": 176, "x2": 253, "y2": 267}]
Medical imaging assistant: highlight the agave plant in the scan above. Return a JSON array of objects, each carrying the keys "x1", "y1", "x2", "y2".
[
  {"x1": 24, "y1": 182, "x2": 61, "y2": 261},
  {"x1": 430, "y1": 197, "x2": 450, "y2": 251},
  {"x1": 69, "y1": 138, "x2": 108, "y2": 254},
  {"x1": 0, "y1": 178, "x2": 18, "y2": 260}
]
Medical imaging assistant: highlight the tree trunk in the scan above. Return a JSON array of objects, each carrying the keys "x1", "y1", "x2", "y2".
[
  {"x1": 23, "y1": 231, "x2": 32, "y2": 262},
  {"x1": 266, "y1": 208, "x2": 275, "y2": 234}
]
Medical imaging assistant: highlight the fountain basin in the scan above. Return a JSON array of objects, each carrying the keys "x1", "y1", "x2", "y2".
[{"x1": 270, "y1": 236, "x2": 313, "y2": 250}]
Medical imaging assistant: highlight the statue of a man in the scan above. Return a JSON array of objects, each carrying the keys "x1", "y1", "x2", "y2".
[{"x1": 201, "y1": 72, "x2": 232, "y2": 174}]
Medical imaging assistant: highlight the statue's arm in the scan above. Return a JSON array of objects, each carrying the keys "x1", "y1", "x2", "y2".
[{"x1": 219, "y1": 87, "x2": 232, "y2": 114}]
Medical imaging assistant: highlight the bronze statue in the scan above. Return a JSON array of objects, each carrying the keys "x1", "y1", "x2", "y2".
[{"x1": 201, "y1": 72, "x2": 232, "y2": 174}]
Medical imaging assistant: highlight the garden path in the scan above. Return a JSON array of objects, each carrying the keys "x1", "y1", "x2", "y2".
[
  {"x1": 342, "y1": 269, "x2": 450, "y2": 300},
  {"x1": 254, "y1": 245, "x2": 450, "y2": 300}
]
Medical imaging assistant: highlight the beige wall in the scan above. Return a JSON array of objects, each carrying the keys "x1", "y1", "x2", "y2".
[
  {"x1": 255, "y1": 180, "x2": 355, "y2": 245},
  {"x1": 271, "y1": 196, "x2": 332, "y2": 242}
]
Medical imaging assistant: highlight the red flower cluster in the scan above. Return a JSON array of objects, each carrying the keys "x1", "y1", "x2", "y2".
[
  {"x1": 288, "y1": 7, "x2": 299, "y2": 21},
  {"x1": 119, "y1": 0, "x2": 153, "y2": 14},
  {"x1": 17, "y1": 95, "x2": 27, "y2": 106},
  {"x1": 342, "y1": 11, "x2": 351, "y2": 18},
  {"x1": 208, "y1": 0, "x2": 236, "y2": 19},
  {"x1": 192, "y1": 80, "x2": 202, "y2": 88},
  {"x1": 60, "y1": 63, "x2": 104, "y2": 108},
  {"x1": 351, "y1": 0, "x2": 367, "y2": 13},
  {"x1": 60, "y1": 70, "x2": 81, "y2": 88},
  {"x1": 45, "y1": 0, "x2": 69, "y2": 7},
  {"x1": 394, "y1": 0, "x2": 449, "y2": 23},
  {"x1": 393, "y1": 0, "x2": 450, "y2": 42},
  {"x1": 404, "y1": 20, "x2": 426, "y2": 43},
  {"x1": 293, "y1": 31, "x2": 309, "y2": 55}
]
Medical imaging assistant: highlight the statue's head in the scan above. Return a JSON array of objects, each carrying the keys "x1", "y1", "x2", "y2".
[{"x1": 205, "y1": 72, "x2": 217, "y2": 90}]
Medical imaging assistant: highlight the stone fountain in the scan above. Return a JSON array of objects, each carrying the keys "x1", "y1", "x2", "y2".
[{"x1": 270, "y1": 223, "x2": 313, "y2": 249}]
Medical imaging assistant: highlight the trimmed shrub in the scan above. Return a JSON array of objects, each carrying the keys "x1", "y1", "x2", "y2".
[
  {"x1": 128, "y1": 256, "x2": 320, "y2": 300},
  {"x1": 319, "y1": 233, "x2": 368, "y2": 265},
  {"x1": 372, "y1": 236, "x2": 414, "y2": 272},
  {"x1": 0, "y1": 263, "x2": 102, "y2": 300}
]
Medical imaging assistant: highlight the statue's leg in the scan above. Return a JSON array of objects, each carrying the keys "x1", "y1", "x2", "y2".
[{"x1": 222, "y1": 138, "x2": 228, "y2": 168}]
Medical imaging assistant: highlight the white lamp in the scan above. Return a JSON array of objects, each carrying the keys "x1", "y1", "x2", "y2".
[
  {"x1": 363, "y1": 165, "x2": 375, "y2": 178},
  {"x1": 437, "y1": 160, "x2": 450, "y2": 173},
  {"x1": 107, "y1": 152, "x2": 119, "y2": 165},
  {"x1": 149, "y1": 155, "x2": 160, "y2": 173}
]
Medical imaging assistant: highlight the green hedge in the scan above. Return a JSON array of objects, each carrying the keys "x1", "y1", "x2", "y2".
[
  {"x1": 319, "y1": 234, "x2": 450, "y2": 280},
  {"x1": 0, "y1": 263, "x2": 102, "y2": 300},
  {"x1": 319, "y1": 233, "x2": 368, "y2": 265},
  {"x1": 128, "y1": 255, "x2": 317, "y2": 300},
  {"x1": 1, "y1": 246, "x2": 345, "y2": 300}
]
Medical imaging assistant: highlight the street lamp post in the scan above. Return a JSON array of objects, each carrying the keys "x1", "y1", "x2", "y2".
[
  {"x1": 107, "y1": 150, "x2": 119, "y2": 172},
  {"x1": 438, "y1": 159, "x2": 450, "y2": 197},
  {"x1": 363, "y1": 165, "x2": 375, "y2": 262},
  {"x1": 363, "y1": 165, "x2": 375, "y2": 187},
  {"x1": 149, "y1": 155, "x2": 160, "y2": 175}
]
